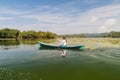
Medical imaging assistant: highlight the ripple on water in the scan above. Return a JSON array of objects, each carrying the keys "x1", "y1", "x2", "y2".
[{"x1": 83, "y1": 48, "x2": 120, "y2": 65}]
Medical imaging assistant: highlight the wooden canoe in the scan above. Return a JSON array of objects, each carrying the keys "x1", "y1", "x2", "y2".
[{"x1": 39, "y1": 42, "x2": 84, "y2": 49}]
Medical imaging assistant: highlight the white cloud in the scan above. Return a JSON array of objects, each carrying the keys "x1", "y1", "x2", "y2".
[
  {"x1": 73, "y1": 4, "x2": 120, "y2": 33},
  {"x1": 0, "y1": 1, "x2": 120, "y2": 34},
  {"x1": 99, "y1": 26, "x2": 109, "y2": 33},
  {"x1": 0, "y1": 6, "x2": 50, "y2": 15},
  {"x1": 18, "y1": 4, "x2": 120, "y2": 34},
  {"x1": 105, "y1": 19, "x2": 117, "y2": 26},
  {"x1": 90, "y1": 16, "x2": 98, "y2": 23},
  {"x1": 97, "y1": 18, "x2": 118, "y2": 33},
  {"x1": 22, "y1": 14, "x2": 72, "y2": 24},
  {"x1": 0, "y1": 17, "x2": 14, "y2": 20},
  {"x1": 0, "y1": 8, "x2": 22, "y2": 15}
]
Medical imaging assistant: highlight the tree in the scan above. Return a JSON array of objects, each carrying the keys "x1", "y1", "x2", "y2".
[
  {"x1": 0, "y1": 28, "x2": 21, "y2": 38},
  {"x1": 0, "y1": 28, "x2": 57, "y2": 39}
]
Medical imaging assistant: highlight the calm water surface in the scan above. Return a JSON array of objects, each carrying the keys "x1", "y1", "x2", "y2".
[{"x1": 0, "y1": 40, "x2": 120, "y2": 80}]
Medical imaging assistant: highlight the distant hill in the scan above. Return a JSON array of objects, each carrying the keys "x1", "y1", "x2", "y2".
[{"x1": 59, "y1": 31, "x2": 120, "y2": 38}]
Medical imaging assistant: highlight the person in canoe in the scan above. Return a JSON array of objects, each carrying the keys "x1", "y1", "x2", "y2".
[
  {"x1": 57, "y1": 37, "x2": 67, "y2": 58},
  {"x1": 59, "y1": 36, "x2": 67, "y2": 47}
]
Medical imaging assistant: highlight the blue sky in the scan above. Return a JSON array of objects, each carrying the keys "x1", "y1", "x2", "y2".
[{"x1": 0, "y1": 0, "x2": 120, "y2": 34}]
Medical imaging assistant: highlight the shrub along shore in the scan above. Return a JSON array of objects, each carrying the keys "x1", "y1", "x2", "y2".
[{"x1": 0, "y1": 28, "x2": 57, "y2": 39}]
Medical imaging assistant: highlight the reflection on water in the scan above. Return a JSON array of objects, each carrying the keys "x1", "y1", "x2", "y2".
[
  {"x1": 0, "y1": 39, "x2": 20, "y2": 46},
  {"x1": 0, "y1": 40, "x2": 20, "y2": 50},
  {"x1": 0, "y1": 39, "x2": 120, "y2": 80},
  {"x1": 0, "y1": 39, "x2": 55, "y2": 50},
  {"x1": 57, "y1": 49, "x2": 67, "y2": 58},
  {"x1": 0, "y1": 39, "x2": 55, "y2": 46}
]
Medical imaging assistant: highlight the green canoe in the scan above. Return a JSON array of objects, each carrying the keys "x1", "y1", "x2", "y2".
[{"x1": 39, "y1": 42, "x2": 84, "y2": 49}]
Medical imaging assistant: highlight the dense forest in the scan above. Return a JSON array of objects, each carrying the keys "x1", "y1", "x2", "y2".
[
  {"x1": 0, "y1": 28, "x2": 57, "y2": 39},
  {"x1": 60, "y1": 31, "x2": 120, "y2": 38}
]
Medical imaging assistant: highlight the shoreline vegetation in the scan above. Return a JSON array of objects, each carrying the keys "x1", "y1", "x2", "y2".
[
  {"x1": 0, "y1": 28, "x2": 119, "y2": 49},
  {"x1": 0, "y1": 28, "x2": 120, "y2": 39},
  {"x1": 0, "y1": 28, "x2": 120, "y2": 40},
  {"x1": 0, "y1": 28, "x2": 57, "y2": 40}
]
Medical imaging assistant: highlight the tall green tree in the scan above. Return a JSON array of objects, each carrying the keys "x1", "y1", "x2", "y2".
[{"x1": 0, "y1": 28, "x2": 21, "y2": 38}]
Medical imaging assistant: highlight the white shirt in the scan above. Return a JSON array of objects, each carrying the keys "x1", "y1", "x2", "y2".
[{"x1": 60, "y1": 40, "x2": 67, "y2": 46}]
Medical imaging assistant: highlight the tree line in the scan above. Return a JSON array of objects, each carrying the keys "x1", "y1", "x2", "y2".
[
  {"x1": 0, "y1": 28, "x2": 57, "y2": 39},
  {"x1": 0, "y1": 28, "x2": 119, "y2": 39},
  {"x1": 60, "y1": 31, "x2": 120, "y2": 38},
  {"x1": 60, "y1": 34, "x2": 86, "y2": 38},
  {"x1": 107, "y1": 31, "x2": 120, "y2": 38}
]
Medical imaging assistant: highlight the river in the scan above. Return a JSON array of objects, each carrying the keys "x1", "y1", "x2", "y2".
[{"x1": 0, "y1": 38, "x2": 120, "y2": 80}]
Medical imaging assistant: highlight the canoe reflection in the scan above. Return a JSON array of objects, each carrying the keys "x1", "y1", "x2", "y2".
[
  {"x1": 39, "y1": 47, "x2": 67, "y2": 58},
  {"x1": 58, "y1": 49, "x2": 67, "y2": 58}
]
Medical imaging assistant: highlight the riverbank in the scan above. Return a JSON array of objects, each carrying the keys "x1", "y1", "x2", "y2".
[{"x1": 0, "y1": 38, "x2": 120, "y2": 49}]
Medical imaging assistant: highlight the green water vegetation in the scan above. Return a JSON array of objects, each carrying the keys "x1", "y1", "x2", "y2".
[
  {"x1": 0, "y1": 68, "x2": 40, "y2": 80},
  {"x1": 65, "y1": 38, "x2": 120, "y2": 49},
  {"x1": 0, "y1": 28, "x2": 57, "y2": 39}
]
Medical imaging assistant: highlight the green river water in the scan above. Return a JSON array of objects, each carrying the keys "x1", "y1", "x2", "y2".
[{"x1": 0, "y1": 39, "x2": 120, "y2": 80}]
